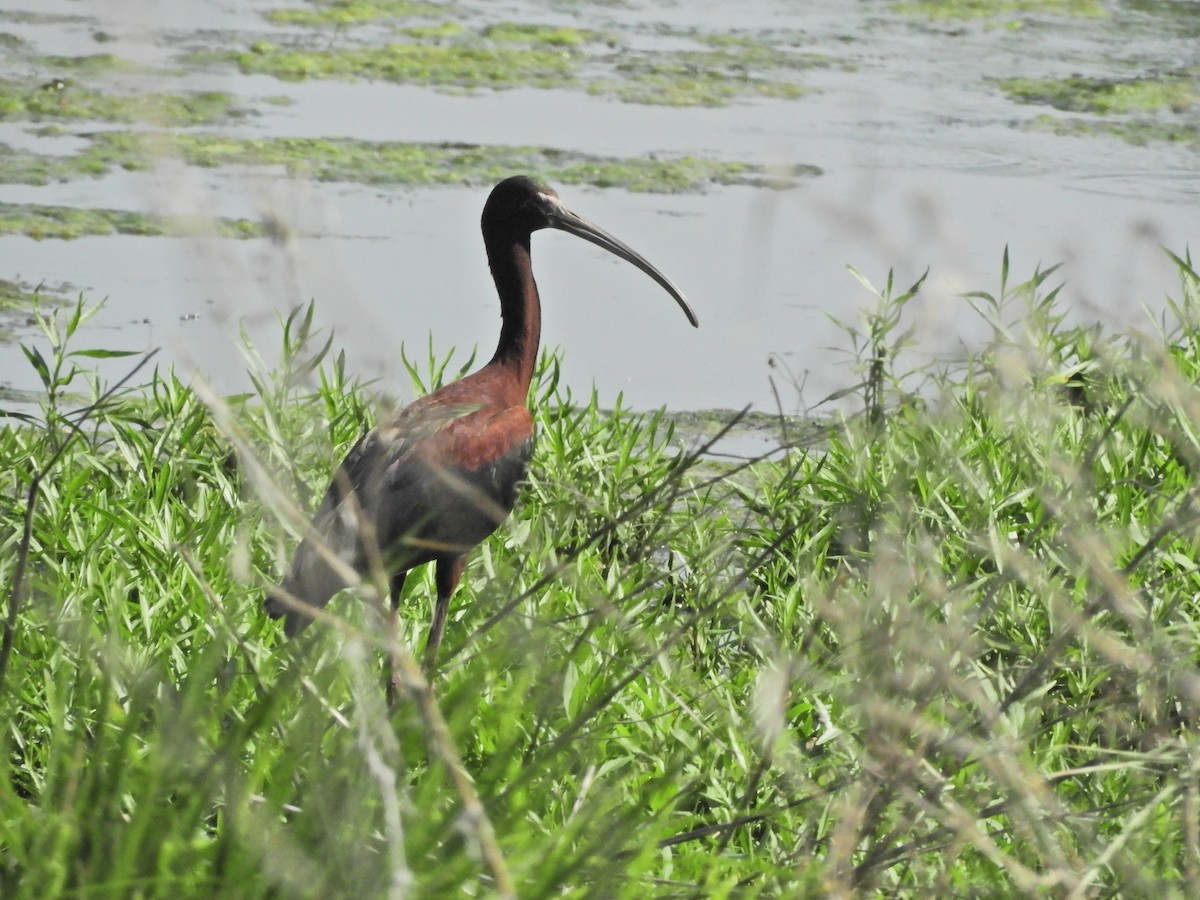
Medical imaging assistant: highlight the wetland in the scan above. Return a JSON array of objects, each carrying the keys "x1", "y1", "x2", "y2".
[{"x1": 0, "y1": 0, "x2": 1196, "y2": 414}]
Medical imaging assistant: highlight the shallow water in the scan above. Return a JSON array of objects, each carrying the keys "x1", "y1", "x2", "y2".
[{"x1": 1, "y1": 0, "x2": 1197, "y2": 414}]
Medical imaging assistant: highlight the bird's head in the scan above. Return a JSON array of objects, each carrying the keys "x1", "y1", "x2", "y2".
[
  {"x1": 481, "y1": 175, "x2": 698, "y2": 328},
  {"x1": 482, "y1": 175, "x2": 563, "y2": 236}
]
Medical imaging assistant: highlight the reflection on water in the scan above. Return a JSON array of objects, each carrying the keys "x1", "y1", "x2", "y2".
[{"x1": 1, "y1": 0, "x2": 1196, "y2": 413}]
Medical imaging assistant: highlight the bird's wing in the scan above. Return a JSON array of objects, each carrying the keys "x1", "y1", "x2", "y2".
[
  {"x1": 418, "y1": 402, "x2": 534, "y2": 471},
  {"x1": 268, "y1": 405, "x2": 479, "y2": 615},
  {"x1": 267, "y1": 400, "x2": 532, "y2": 632},
  {"x1": 373, "y1": 402, "x2": 534, "y2": 556}
]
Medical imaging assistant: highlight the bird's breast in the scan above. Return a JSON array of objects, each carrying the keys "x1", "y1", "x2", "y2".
[{"x1": 374, "y1": 406, "x2": 534, "y2": 563}]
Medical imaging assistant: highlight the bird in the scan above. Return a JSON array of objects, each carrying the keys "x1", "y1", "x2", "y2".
[{"x1": 265, "y1": 175, "x2": 698, "y2": 672}]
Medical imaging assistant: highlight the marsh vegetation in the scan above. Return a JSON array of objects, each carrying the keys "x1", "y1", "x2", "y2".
[
  {"x1": 2, "y1": 0, "x2": 1198, "y2": 893},
  {"x1": 3, "y1": 252, "x2": 1200, "y2": 894}
]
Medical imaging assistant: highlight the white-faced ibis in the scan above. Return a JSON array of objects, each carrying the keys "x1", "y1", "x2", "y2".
[{"x1": 265, "y1": 176, "x2": 697, "y2": 669}]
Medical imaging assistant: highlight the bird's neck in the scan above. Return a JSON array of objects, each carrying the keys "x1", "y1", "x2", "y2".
[{"x1": 486, "y1": 235, "x2": 542, "y2": 395}]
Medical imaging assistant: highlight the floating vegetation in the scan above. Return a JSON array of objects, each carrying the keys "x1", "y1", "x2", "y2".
[
  {"x1": 203, "y1": 14, "x2": 834, "y2": 107},
  {"x1": 594, "y1": 46, "x2": 819, "y2": 107},
  {"x1": 219, "y1": 40, "x2": 577, "y2": 89},
  {"x1": 0, "y1": 278, "x2": 74, "y2": 342},
  {"x1": 1000, "y1": 73, "x2": 1197, "y2": 114},
  {"x1": 264, "y1": 0, "x2": 445, "y2": 27},
  {"x1": 0, "y1": 277, "x2": 53, "y2": 311},
  {"x1": 893, "y1": 0, "x2": 1106, "y2": 20},
  {"x1": 482, "y1": 22, "x2": 601, "y2": 47},
  {"x1": 1026, "y1": 113, "x2": 1200, "y2": 148},
  {"x1": 0, "y1": 201, "x2": 265, "y2": 240},
  {"x1": 0, "y1": 78, "x2": 249, "y2": 125},
  {"x1": 35, "y1": 53, "x2": 139, "y2": 74},
  {"x1": 0, "y1": 131, "x2": 814, "y2": 192},
  {"x1": 999, "y1": 71, "x2": 1200, "y2": 147}
]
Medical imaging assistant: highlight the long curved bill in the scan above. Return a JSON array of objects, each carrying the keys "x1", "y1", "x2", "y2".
[{"x1": 545, "y1": 196, "x2": 699, "y2": 328}]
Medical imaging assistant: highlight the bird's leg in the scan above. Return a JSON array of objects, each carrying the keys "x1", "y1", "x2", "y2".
[
  {"x1": 386, "y1": 569, "x2": 407, "y2": 707},
  {"x1": 425, "y1": 555, "x2": 466, "y2": 672}
]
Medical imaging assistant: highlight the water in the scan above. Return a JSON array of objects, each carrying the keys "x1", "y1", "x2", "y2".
[{"x1": 1, "y1": 0, "x2": 1197, "y2": 413}]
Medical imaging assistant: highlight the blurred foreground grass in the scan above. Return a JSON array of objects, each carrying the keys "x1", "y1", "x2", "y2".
[{"x1": 2, "y1": 251, "x2": 1200, "y2": 896}]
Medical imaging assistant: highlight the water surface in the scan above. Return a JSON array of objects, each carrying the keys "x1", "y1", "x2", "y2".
[{"x1": 1, "y1": 0, "x2": 1196, "y2": 413}]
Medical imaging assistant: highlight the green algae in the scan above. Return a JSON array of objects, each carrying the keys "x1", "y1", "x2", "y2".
[
  {"x1": 595, "y1": 41, "x2": 822, "y2": 107},
  {"x1": 551, "y1": 157, "x2": 815, "y2": 192},
  {"x1": 598, "y1": 33, "x2": 841, "y2": 107},
  {"x1": 221, "y1": 40, "x2": 575, "y2": 89},
  {"x1": 0, "y1": 142, "x2": 79, "y2": 186},
  {"x1": 399, "y1": 22, "x2": 464, "y2": 39},
  {"x1": 893, "y1": 0, "x2": 1106, "y2": 20},
  {"x1": 0, "y1": 132, "x2": 147, "y2": 186},
  {"x1": 218, "y1": 11, "x2": 833, "y2": 108},
  {"x1": 998, "y1": 71, "x2": 1200, "y2": 148},
  {"x1": 97, "y1": 131, "x2": 792, "y2": 190},
  {"x1": 0, "y1": 277, "x2": 74, "y2": 316},
  {"x1": 1000, "y1": 73, "x2": 1197, "y2": 114},
  {"x1": 0, "y1": 46, "x2": 248, "y2": 126},
  {"x1": 262, "y1": 1, "x2": 598, "y2": 46},
  {"x1": 1027, "y1": 113, "x2": 1200, "y2": 148},
  {"x1": 264, "y1": 1, "x2": 444, "y2": 27},
  {"x1": 0, "y1": 10, "x2": 87, "y2": 26},
  {"x1": 592, "y1": 68, "x2": 805, "y2": 107},
  {"x1": 0, "y1": 78, "x2": 248, "y2": 125},
  {"x1": 699, "y1": 31, "x2": 846, "y2": 68},
  {"x1": 0, "y1": 279, "x2": 80, "y2": 347},
  {"x1": 36, "y1": 53, "x2": 138, "y2": 74},
  {"x1": 483, "y1": 22, "x2": 599, "y2": 47},
  {"x1": 0, "y1": 277, "x2": 42, "y2": 311},
  {"x1": 219, "y1": 34, "x2": 821, "y2": 107},
  {"x1": 0, "y1": 130, "x2": 814, "y2": 193},
  {"x1": 0, "y1": 201, "x2": 265, "y2": 240}
]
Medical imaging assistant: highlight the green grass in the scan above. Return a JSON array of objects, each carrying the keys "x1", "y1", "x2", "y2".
[{"x1": 3, "y1": 251, "x2": 1200, "y2": 894}]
